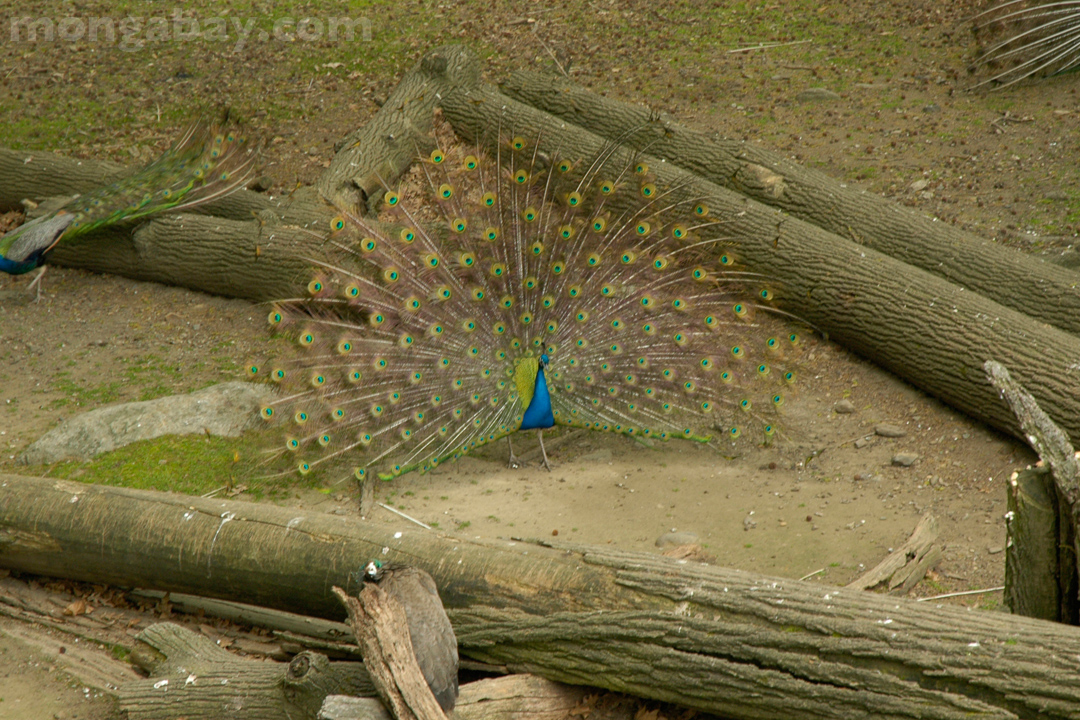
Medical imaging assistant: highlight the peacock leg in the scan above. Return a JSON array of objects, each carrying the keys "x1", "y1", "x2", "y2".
[
  {"x1": 25, "y1": 265, "x2": 46, "y2": 302},
  {"x1": 537, "y1": 429, "x2": 553, "y2": 471},
  {"x1": 506, "y1": 435, "x2": 523, "y2": 468}
]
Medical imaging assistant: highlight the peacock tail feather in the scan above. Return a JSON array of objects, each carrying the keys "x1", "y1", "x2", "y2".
[
  {"x1": 971, "y1": 0, "x2": 1080, "y2": 88},
  {"x1": 0, "y1": 118, "x2": 255, "y2": 273},
  {"x1": 252, "y1": 127, "x2": 803, "y2": 481}
]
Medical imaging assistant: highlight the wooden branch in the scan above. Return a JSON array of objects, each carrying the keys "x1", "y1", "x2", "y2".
[
  {"x1": 438, "y1": 83, "x2": 1080, "y2": 448},
  {"x1": 846, "y1": 513, "x2": 941, "y2": 593},
  {"x1": 116, "y1": 622, "x2": 376, "y2": 720},
  {"x1": 3, "y1": 474, "x2": 1080, "y2": 719},
  {"x1": 984, "y1": 360, "x2": 1080, "y2": 507},
  {"x1": 128, "y1": 588, "x2": 353, "y2": 642},
  {"x1": 333, "y1": 585, "x2": 447, "y2": 720},
  {"x1": 500, "y1": 71, "x2": 1080, "y2": 338}
]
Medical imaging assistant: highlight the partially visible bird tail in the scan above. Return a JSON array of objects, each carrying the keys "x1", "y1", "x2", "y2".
[
  {"x1": 0, "y1": 115, "x2": 256, "y2": 274},
  {"x1": 970, "y1": 0, "x2": 1080, "y2": 87},
  {"x1": 58, "y1": 116, "x2": 257, "y2": 240}
]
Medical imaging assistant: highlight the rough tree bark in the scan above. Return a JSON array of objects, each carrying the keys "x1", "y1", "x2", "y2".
[
  {"x1": 500, "y1": 71, "x2": 1080, "y2": 338},
  {"x1": 438, "y1": 82, "x2": 1080, "y2": 448},
  {"x1": 2, "y1": 473, "x2": 1079, "y2": 719}
]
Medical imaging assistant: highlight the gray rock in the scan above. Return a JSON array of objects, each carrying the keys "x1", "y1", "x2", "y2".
[
  {"x1": 891, "y1": 453, "x2": 920, "y2": 467},
  {"x1": 795, "y1": 87, "x2": 840, "y2": 102},
  {"x1": 874, "y1": 423, "x2": 907, "y2": 438},
  {"x1": 833, "y1": 399, "x2": 856, "y2": 414},
  {"x1": 20, "y1": 382, "x2": 273, "y2": 464},
  {"x1": 854, "y1": 437, "x2": 871, "y2": 449},
  {"x1": 909, "y1": 179, "x2": 930, "y2": 192},
  {"x1": 656, "y1": 531, "x2": 699, "y2": 548}
]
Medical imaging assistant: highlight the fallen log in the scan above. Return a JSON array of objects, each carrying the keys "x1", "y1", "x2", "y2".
[
  {"x1": 2, "y1": 473, "x2": 1080, "y2": 719},
  {"x1": 319, "y1": 676, "x2": 590, "y2": 720},
  {"x1": 500, "y1": 71, "x2": 1080, "y2": 338},
  {"x1": 1005, "y1": 466, "x2": 1076, "y2": 623},
  {"x1": 118, "y1": 622, "x2": 375, "y2": 720}
]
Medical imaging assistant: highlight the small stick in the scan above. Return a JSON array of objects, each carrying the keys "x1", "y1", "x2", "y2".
[
  {"x1": 915, "y1": 586, "x2": 1005, "y2": 602},
  {"x1": 378, "y1": 502, "x2": 432, "y2": 530},
  {"x1": 728, "y1": 39, "x2": 812, "y2": 54},
  {"x1": 799, "y1": 568, "x2": 825, "y2": 581}
]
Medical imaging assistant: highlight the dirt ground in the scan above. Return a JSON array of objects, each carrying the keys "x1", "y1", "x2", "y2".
[{"x1": 0, "y1": 0, "x2": 1072, "y2": 715}]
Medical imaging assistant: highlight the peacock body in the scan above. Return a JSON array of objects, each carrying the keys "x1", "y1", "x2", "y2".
[
  {"x1": 254, "y1": 130, "x2": 801, "y2": 481},
  {"x1": 0, "y1": 120, "x2": 253, "y2": 276}
]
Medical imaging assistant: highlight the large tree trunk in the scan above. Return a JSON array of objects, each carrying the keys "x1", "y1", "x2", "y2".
[
  {"x1": 500, "y1": 71, "x2": 1080, "y2": 338},
  {"x1": 2, "y1": 473, "x2": 1079, "y2": 719}
]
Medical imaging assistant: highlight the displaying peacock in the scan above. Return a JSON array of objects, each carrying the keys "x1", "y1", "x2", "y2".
[
  {"x1": 0, "y1": 119, "x2": 254, "y2": 293},
  {"x1": 252, "y1": 127, "x2": 802, "y2": 482}
]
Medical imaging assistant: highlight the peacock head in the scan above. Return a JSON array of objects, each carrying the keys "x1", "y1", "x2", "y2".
[
  {"x1": 364, "y1": 559, "x2": 384, "y2": 582},
  {"x1": 539, "y1": 353, "x2": 549, "y2": 367}
]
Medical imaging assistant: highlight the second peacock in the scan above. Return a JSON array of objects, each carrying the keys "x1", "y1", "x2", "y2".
[
  {"x1": 0, "y1": 119, "x2": 254, "y2": 289},
  {"x1": 254, "y1": 130, "x2": 802, "y2": 482}
]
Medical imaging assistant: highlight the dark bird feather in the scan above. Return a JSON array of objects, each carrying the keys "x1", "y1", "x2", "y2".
[{"x1": 362, "y1": 560, "x2": 459, "y2": 712}]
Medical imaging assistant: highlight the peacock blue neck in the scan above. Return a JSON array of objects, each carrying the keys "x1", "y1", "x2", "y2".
[
  {"x1": 0, "y1": 253, "x2": 41, "y2": 275},
  {"x1": 520, "y1": 354, "x2": 555, "y2": 430}
]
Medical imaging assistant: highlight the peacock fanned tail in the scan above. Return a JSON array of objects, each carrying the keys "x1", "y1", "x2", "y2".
[
  {"x1": 0, "y1": 117, "x2": 255, "y2": 273},
  {"x1": 253, "y1": 128, "x2": 802, "y2": 481}
]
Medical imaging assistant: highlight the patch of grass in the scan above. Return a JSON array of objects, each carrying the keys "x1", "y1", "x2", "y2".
[{"x1": 43, "y1": 433, "x2": 285, "y2": 496}]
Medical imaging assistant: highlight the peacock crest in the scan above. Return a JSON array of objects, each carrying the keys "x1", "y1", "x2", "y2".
[{"x1": 251, "y1": 124, "x2": 803, "y2": 482}]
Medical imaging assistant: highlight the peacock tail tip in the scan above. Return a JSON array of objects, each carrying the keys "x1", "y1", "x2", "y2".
[
  {"x1": 253, "y1": 123, "x2": 807, "y2": 483},
  {"x1": 970, "y1": 0, "x2": 1080, "y2": 88}
]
